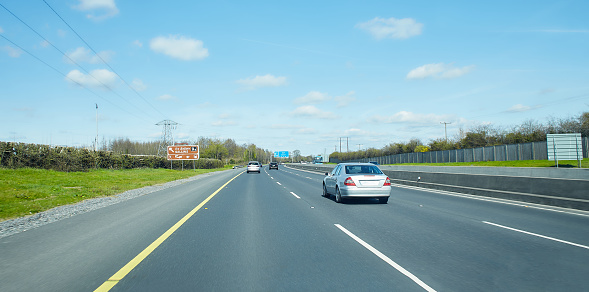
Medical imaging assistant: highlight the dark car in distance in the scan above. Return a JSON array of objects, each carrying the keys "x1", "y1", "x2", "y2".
[{"x1": 269, "y1": 162, "x2": 278, "y2": 170}]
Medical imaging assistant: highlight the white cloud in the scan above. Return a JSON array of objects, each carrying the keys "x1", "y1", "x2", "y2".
[
  {"x1": 157, "y1": 94, "x2": 176, "y2": 101},
  {"x1": 177, "y1": 132, "x2": 190, "y2": 139},
  {"x1": 73, "y1": 0, "x2": 119, "y2": 20},
  {"x1": 237, "y1": 74, "x2": 287, "y2": 90},
  {"x1": 133, "y1": 40, "x2": 143, "y2": 47},
  {"x1": 291, "y1": 105, "x2": 338, "y2": 119},
  {"x1": 506, "y1": 104, "x2": 542, "y2": 113},
  {"x1": 65, "y1": 47, "x2": 113, "y2": 64},
  {"x1": 2, "y1": 46, "x2": 23, "y2": 58},
  {"x1": 132, "y1": 78, "x2": 147, "y2": 91},
  {"x1": 407, "y1": 63, "x2": 474, "y2": 79},
  {"x1": 294, "y1": 91, "x2": 330, "y2": 104},
  {"x1": 539, "y1": 88, "x2": 554, "y2": 95},
  {"x1": 345, "y1": 128, "x2": 369, "y2": 135},
  {"x1": 65, "y1": 69, "x2": 117, "y2": 88},
  {"x1": 439, "y1": 65, "x2": 475, "y2": 79},
  {"x1": 270, "y1": 124, "x2": 302, "y2": 130},
  {"x1": 211, "y1": 120, "x2": 237, "y2": 127},
  {"x1": 150, "y1": 35, "x2": 209, "y2": 61},
  {"x1": 295, "y1": 128, "x2": 316, "y2": 134},
  {"x1": 370, "y1": 111, "x2": 455, "y2": 125},
  {"x1": 334, "y1": 91, "x2": 356, "y2": 108},
  {"x1": 218, "y1": 113, "x2": 233, "y2": 119},
  {"x1": 535, "y1": 29, "x2": 589, "y2": 33},
  {"x1": 356, "y1": 17, "x2": 423, "y2": 40}
]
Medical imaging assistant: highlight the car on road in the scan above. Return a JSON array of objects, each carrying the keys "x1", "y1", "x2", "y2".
[
  {"x1": 247, "y1": 161, "x2": 261, "y2": 173},
  {"x1": 323, "y1": 163, "x2": 391, "y2": 204},
  {"x1": 269, "y1": 162, "x2": 278, "y2": 169}
]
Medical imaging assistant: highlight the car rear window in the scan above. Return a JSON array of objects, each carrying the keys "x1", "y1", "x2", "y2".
[
  {"x1": 248, "y1": 162, "x2": 259, "y2": 165},
  {"x1": 345, "y1": 165, "x2": 383, "y2": 174}
]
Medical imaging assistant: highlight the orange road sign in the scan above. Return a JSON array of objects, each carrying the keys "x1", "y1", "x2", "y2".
[{"x1": 167, "y1": 145, "x2": 199, "y2": 160}]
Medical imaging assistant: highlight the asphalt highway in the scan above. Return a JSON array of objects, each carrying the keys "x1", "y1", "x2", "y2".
[{"x1": 1, "y1": 165, "x2": 588, "y2": 291}]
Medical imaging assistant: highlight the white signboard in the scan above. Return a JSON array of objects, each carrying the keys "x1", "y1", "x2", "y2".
[{"x1": 547, "y1": 133, "x2": 582, "y2": 166}]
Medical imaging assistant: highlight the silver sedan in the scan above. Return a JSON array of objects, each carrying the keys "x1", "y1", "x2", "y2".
[
  {"x1": 246, "y1": 161, "x2": 261, "y2": 173},
  {"x1": 323, "y1": 163, "x2": 391, "y2": 204}
]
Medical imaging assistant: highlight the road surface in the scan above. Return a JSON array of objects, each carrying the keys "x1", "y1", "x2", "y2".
[{"x1": 1, "y1": 165, "x2": 588, "y2": 291}]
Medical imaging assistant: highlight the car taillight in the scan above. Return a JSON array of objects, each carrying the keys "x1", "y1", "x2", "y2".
[
  {"x1": 383, "y1": 177, "x2": 391, "y2": 186},
  {"x1": 344, "y1": 177, "x2": 356, "y2": 186}
]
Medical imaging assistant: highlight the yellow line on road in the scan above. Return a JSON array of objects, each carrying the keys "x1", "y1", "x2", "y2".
[{"x1": 94, "y1": 171, "x2": 243, "y2": 292}]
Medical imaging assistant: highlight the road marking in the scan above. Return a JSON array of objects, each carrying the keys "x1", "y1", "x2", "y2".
[
  {"x1": 334, "y1": 224, "x2": 436, "y2": 292},
  {"x1": 94, "y1": 172, "x2": 244, "y2": 292},
  {"x1": 277, "y1": 182, "x2": 282, "y2": 185},
  {"x1": 290, "y1": 192, "x2": 301, "y2": 199},
  {"x1": 483, "y1": 221, "x2": 589, "y2": 250},
  {"x1": 392, "y1": 183, "x2": 589, "y2": 218}
]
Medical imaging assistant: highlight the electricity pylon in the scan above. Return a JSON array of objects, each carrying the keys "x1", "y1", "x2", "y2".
[{"x1": 156, "y1": 120, "x2": 178, "y2": 156}]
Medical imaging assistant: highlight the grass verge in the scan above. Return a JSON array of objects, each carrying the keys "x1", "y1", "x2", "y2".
[
  {"x1": 0, "y1": 167, "x2": 229, "y2": 221},
  {"x1": 391, "y1": 158, "x2": 589, "y2": 168}
]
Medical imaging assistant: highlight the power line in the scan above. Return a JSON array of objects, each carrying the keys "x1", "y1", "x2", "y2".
[
  {"x1": 41, "y1": 0, "x2": 169, "y2": 120},
  {"x1": 0, "y1": 2, "x2": 159, "y2": 121},
  {"x1": 0, "y1": 33, "x2": 151, "y2": 123}
]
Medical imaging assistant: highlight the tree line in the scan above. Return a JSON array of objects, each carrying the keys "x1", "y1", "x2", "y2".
[
  {"x1": 107, "y1": 137, "x2": 317, "y2": 164},
  {"x1": 108, "y1": 137, "x2": 275, "y2": 164},
  {"x1": 330, "y1": 112, "x2": 589, "y2": 162}
]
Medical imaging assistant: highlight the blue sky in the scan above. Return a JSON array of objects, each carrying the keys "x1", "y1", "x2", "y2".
[{"x1": 1, "y1": 0, "x2": 588, "y2": 156}]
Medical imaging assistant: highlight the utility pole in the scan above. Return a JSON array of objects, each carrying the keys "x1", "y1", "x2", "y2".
[
  {"x1": 339, "y1": 137, "x2": 349, "y2": 152},
  {"x1": 441, "y1": 122, "x2": 451, "y2": 143},
  {"x1": 95, "y1": 104, "x2": 98, "y2": 151},
  {"x1": 357, "y1": 144, "x2": 363, "y2": 151}
]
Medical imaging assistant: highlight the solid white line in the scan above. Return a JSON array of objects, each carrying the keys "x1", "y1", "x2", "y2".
[
  {"x1": 483, "y1": 221, "x2": 589, "y2": 250},
  {"x1": 334, "y1": 224, "x2": 436, "y2": 292},
  {"x1": 392, "y1": 183, "x2": 589, "y2": 218},
  {"x1": 290, "y1": 192, "x2": 301, "y2": 199},
  {"x1": 276, "y1": 182, "x2": 281, "y2": 185}
]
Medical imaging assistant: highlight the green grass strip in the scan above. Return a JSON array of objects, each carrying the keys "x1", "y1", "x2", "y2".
[{"x1": 0, "y1": 167, "x2": 229, "y2": 221}]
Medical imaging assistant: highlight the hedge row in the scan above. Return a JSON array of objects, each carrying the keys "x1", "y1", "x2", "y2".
[{"x1": 0, "y1": 142, "x2": 224, "y2": 172}]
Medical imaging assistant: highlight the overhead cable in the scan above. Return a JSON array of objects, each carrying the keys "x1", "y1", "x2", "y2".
[
  {"x1": 41, "y1": 0, "x2": 170, "y2": 120},
  {"x1": 0, "y1": 2, "x2": 155, "y2": 120},
  {"x1": 0, "y1": 33, "x2": 152, "y2": 124}
]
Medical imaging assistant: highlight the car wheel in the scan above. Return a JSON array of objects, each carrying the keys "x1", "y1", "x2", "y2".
[
  {"x1": 379, "y1": 197, "x2": 389, "y2": 204},
  {"x1": 335, "y1": 188, "x2": 344, "y2": 203},
  {"x1": 322, "y1": 184, "x2": 330, "y2": 198}
]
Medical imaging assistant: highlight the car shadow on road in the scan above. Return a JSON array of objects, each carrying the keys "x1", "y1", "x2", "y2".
[{"x1": 323, "y1": 196, "x2": 384, "y2": 205}]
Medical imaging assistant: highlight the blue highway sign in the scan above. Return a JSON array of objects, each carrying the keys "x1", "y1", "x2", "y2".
[{"x1": 274, "y1": 151, "x2": 289, "y2": 158}]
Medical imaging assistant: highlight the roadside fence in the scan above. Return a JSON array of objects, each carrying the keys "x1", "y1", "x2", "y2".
[{"x1": 330, "y1": 138, "x2": 589, "y2": 165}]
